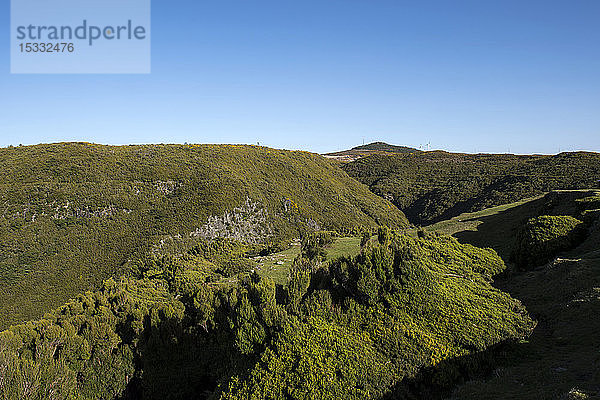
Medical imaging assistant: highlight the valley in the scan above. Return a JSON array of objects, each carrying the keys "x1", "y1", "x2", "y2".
[{"x1": 0, "y1": 142, "x2": 599, "y2": 399}]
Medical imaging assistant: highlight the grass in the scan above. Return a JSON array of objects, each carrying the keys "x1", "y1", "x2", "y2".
[
  {"x1": 255, "y1": 236, "x2": 363, "y2": 284},
  {"x1": 254, "y1": 240, "x2": 301, "y2": 284},
  {"x1": 325, "y1": 236, "x2": 362, "y2": 260},
  {"x1": 421, "y1": 190, "x2": 599, "y2": 262},
  {"x1": 423, "y1": 194, "x2": 547, "y2": 237}
]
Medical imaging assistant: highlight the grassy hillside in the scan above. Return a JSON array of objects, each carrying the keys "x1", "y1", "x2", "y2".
[
  {"x1": 0, "y1": 231, "x2": 533, "y2": 400},
  {"x1": 418, "y1": 190, "x2": 600, "y2": 399},
  {"x1": 0, "y1": 142, "x2": 407, "y2": 328},
  {"x1": 324, "y1": 142, "x2": 420, "y2": 162},
  {"x1": 346, "y1": 142, "x2": 419, "y2": 154},
  {"x1": 343, "y1": 151, "x2": 600, "y2": 225}
]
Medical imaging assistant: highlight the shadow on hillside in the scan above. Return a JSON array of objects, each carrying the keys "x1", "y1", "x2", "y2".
[
  {"x1": 452, "y1": 198, "x2": 546, "y2": 262},
  {"x1": 379, "y1": 340, "x2": 528, "y2": 400},
  {"x1": 116, "y1": 313, "x2": 232, "y2": 400},
  {"x1": 452, "y1": 191, "x2": 595, "y2": 263}
]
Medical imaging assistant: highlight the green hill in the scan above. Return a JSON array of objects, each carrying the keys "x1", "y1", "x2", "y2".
[
  {"x1": 324, "y1": 142, "x2": 420, "y2": 161},
  {"x1": 351, "y1": 142, "x2": 420, "y2": 153},
  {"x1": 343, "y1": 151, "x2": 600, "y2": 225},
  {"x1": 0, "y1": 142, "x2": 407, "y2": 328}
]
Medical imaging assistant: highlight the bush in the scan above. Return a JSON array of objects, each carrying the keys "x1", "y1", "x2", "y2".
[
  {"x1": 301, "y1": 231, "x2": 335, "y2": 261},
  {"x1": 511, "y1": 215, "x2": 587, "y2": 269}
]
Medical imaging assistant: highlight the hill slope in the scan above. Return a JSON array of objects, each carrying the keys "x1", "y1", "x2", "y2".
[
  {"x1": 0, "y1": 142, "x2": 407, "y2": 328},
  {"x1": 0, "y1": 231, "x2": 534, "y2": 400},
  {"x1": 343, "y1": 151, "x2": 600, "y2": 225},
  {"x1": 417, "y1": 190, "x2": 600, "y2": 399},
  {"x1": 351, "y1": 142, "x2": 420, "y2": 153},
  {"x1": 324, "y1": 142, "x2": 420, "y2": 161}
]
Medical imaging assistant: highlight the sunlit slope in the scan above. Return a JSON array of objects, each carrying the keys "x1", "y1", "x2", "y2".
[{"x1": 0, "y1": 142, "x2": 407, "y2": 328}]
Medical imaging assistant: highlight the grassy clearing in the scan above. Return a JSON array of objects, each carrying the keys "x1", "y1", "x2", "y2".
[
  {"x1": 423, "y1": 194, "x2": 547, "y2": 237},
  {"x1": 422, "y1": 190, "x2": 600, "y2": 263},
  {"x1": 254, "y1": 240, "x2": 301, "y2": 284},
  {"x1": 325, "y1": 236, "x2": 362, "y2": 260},
  {"x1": 254, "y1": 236, "x2": 363, "y2": 284}
]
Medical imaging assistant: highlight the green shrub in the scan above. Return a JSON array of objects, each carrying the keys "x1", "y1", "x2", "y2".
[
  {"x1": 511, "y1": 215, "x2": 586, "y2": 269},
  {"x1": 301, "y1": 231, "x2": 335, "y2": 261},
  {"x1": 0, "y1": 231, "x2": 534, "y2": 400}
]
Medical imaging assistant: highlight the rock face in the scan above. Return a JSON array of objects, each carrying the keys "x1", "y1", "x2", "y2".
[{"x1": 190, "y1": 198, "x2": 274, "y2": 243}]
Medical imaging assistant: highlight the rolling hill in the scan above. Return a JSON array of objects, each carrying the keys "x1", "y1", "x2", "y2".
[
  {"x1": 0, "y1": 142, "x2": 407, "y2": 328},
  {"x1": 343, "y1": 150, "x2": 600, "y2": 225},
  {"x1": 324, "y1": 142, "x2": 420, "y2": 161}
]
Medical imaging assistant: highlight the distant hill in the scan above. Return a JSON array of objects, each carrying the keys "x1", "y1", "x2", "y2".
[
  {"x1": 324, "y1": 142, "x2": 420, "y2": 161},
  {"x1": 351, "y1": 142, "x2": 420, "y2": 153},
  {"x1": 343, "y1": 150, "x2": 600, "y2": 225},
  {"x1": 0, "y1": 142, "x2": 407, "y2": 328}
]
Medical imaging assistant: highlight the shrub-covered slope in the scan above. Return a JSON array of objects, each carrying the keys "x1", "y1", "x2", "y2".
[
  {"x1": 0, "y1": 232, "x2": 533, "y2": 400},
  {"x1": 450, "y1": 226, "x2": 600, "y2": 399},
  {"x1": 343, "y1": 151, "x2": 600, "y2": 225},
  {"x1": 0, "y1": 143, "x2": 407, "y2": 328},
  {"x1": 416, "y1": 190, "x2": 600, "y2": 399}
]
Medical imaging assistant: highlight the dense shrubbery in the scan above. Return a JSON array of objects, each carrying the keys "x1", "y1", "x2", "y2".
[
  {"x1": 575, "y1": 193, "x2": 600, "y2": 223},
  {"x1": 300, "y1": 231, "x2": 335, "y2": 261},
  {"x1": 449, "y1": 192, "x2": 600, "y2": 400},
  {"x1": 511, "y1": 215, "x2": 587, "y2": 269},
  {"x1": 0, "y1": 143, "x2": 407, "y2": 328},
  {"x1": 0, "y1": 231, "x2": 534, "y2": 400},
  {"x1": 343, "y1": 151, "x2": 600, "y2": 225}
]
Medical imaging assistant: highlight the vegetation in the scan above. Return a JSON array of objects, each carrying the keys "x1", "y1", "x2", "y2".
[
  {"x1": 511, "y1": 215, "x2": 586, "y2": 269},
  {"x1": 415, "y1": 189, "x2": 600, "y2": 399},
  {"x1": 300, "y1": 231, "x2": 335, "y2": 261},
  {"x1": 2, "y1": 140, "x2": 599, "y2": 399},
  {"x1": 0, "y1": 143, "x2": 407, "y2": 328},
  {"x1": 325, "y1": 142, "x2": 420, "y2": 161},
  {"x1": 351, "y1": 142, "x2": 420, "y2": 153},
  {"x1": 343, "y1": 150, "x2": 600, "y2": 225},
  {"x1": 0, "y1": 231, "x2": 534, "y2": 400}
]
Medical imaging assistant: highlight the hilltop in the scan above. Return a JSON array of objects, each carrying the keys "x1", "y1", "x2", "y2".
[
  {"x1": 343, "y1": 150, "x2": 600, "y2": 225},
  {"x1": 1, "y1": 141, "x2": 599, "y2": 400},
  {"x1": 0, "y1": 142, "x2": 407, "y2": 328},
  {"x1": 324, "y1": 142, "x2": 420, "y2": 161}
]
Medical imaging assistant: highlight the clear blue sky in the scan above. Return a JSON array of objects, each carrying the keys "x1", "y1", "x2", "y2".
[{"x1": 1, "y1": 0, "x2": 599, "y2": 154}]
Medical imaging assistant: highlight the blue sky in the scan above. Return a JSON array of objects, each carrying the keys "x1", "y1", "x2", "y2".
[{"x1": 1, "y1": 0, "x2": 599, "y2": 153}]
